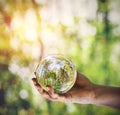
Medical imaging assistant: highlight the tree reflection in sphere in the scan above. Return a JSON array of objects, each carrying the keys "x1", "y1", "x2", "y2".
[{"x1": 35, "y1": 55, "x2": 76, "y2": 94}]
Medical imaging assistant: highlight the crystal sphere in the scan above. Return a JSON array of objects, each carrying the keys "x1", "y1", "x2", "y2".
[{"x1": 34, "y1": 55, "x2": 76, "y2": 94}]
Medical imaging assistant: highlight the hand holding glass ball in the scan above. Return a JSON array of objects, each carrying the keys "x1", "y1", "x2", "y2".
[{"x1": 32, "y1": 56, "x2": 93, "y2": 103}]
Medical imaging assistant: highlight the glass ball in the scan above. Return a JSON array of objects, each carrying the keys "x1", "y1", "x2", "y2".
[{"x1": 34, "y1": 55, "x2": 76, "y2": 94}]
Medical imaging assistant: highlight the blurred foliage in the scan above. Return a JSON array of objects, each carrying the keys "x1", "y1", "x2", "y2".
[{"x1": 0, "y1": 0, "x2": 120, "y2": 115}]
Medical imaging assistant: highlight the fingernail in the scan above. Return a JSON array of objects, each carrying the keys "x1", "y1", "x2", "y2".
[{"x1": 32, "y1": 78, "x2": 36, "y2": 81}]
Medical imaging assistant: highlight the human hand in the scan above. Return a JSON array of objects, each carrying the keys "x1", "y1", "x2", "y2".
[{"x1": 32, "y1": 72, "x2": 95, "y2": 104}]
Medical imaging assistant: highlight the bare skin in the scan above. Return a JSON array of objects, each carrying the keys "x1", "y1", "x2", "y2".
[{"x1": 32, "y1": 72, "x2": 120, "y2": 110}]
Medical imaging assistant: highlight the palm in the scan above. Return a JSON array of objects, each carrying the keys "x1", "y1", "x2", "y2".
[{"x1": 61, "y1": 73, "x2": 93, "y2": 103}]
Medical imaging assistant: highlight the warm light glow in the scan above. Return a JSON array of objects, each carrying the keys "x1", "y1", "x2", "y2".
[
  {"x1": 31, "y1": 44, "x2": 41, "y2": 59},
  {"x1": 11, "y1": 9, "x2": 38, "y2": 42},
  {"x1": 40, "y1": 28, "x2": 64, "y2": 55},
  {"x1": 25, "y1": 29, "x2": 37, "y2": 41},
  {"x1": 10, "y1": 37, "x2": 20, "y2": 50},
  {"x1": 24, "y1": 8, "x2": 37, "y2": 27},
  {"x1": 11, "y1": 12, "x2": 23, "y2": 30}
]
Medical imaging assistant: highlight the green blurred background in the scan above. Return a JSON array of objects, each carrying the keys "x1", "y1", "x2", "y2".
[{"x1": 0, "y1": 0, "x2": 120, "y2": 115}]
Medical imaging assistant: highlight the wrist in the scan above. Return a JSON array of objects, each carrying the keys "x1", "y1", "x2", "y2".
[
  {"x1": 78, "y1": 83, "x2": 97, "y2": 104},
  {"x1": 88, "y1": 83, "x2": 97, "y2": 104},
  {"x1": 91, "y1": 84, "x2": 111, "y2": 105}
]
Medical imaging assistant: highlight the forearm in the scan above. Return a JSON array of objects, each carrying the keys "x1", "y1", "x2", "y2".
[{"x1": 92, "y1": 84, "x2": 120, "y2": 110}]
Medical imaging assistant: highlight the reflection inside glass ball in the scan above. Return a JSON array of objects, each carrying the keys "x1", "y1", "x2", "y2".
[{"x1": 34, "y1": 55, "x2": 76, "y2": 94}]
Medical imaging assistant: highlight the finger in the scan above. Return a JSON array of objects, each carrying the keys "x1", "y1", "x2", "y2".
[
  {"x1": 47, "y1": 88, "x2": 67, "y2": 102},
  {"x1": 35, "y1": 85, "x2": 43, "y2": 93},
  {"x1": 32, "y1": 78, "x2": 41, "y2": 88},
  {"x1": 32, "y1": 78, "x2": 66, "y2": 102},
  {"x1": 40, "y1": 90, "x2": 57, "y2": 101},
  {"x1": 43, "y1": 89, "x2": 67, "y2": 102},
  {"x1": 42, "y1": 91, "x2": 51, "y2": 99},
  {"x1": 57, "y1": 94, "x2": 67, "y2": 102},
  {"x1": 47, "y1": 86, "x2": 59, "y2": 99},
  {"x1": 32, "y1": 78, "x2": 38, "y2": 84},
  {"x1": 33, "y1": 84, "x2": 53, "y2": 101},
  {"x1": 32, "y1": 78, "x2": 43, "y2": 93},
  {"x1": 32, "y1": 78, "x2": 58, "y2": 101}
]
